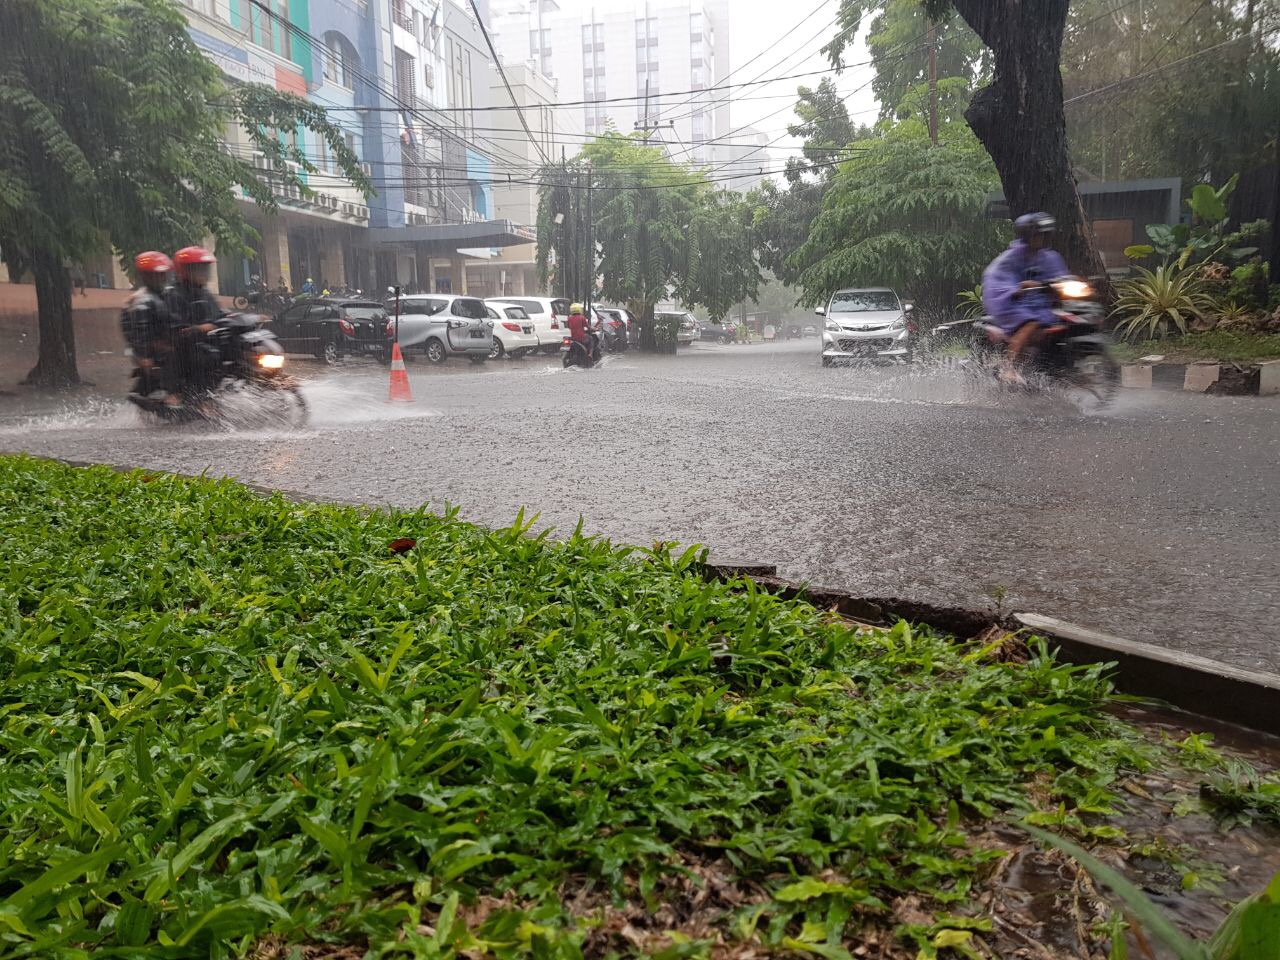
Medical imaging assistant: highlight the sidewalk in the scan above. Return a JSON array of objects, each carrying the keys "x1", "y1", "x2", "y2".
[
  {"x1": 0, "y1": 281, "x2": 236, "y2": 395},
  {"x1": 0, "y1": 282, "x2": 132, "y2": 393}
]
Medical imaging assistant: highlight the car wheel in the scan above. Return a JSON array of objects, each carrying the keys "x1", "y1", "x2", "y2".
[
  {"x1": 319, "y1": 340, "x2": 340, "y2": 365},
  {"x1": 425, "y1": 339, "x2": 447, "y2": 364},
  {"x1": 489, "y1": 338, "x2": 505, "y2": 360}
]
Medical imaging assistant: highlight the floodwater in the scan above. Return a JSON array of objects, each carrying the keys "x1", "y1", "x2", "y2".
[{"x1": 3, "y1": 339, "x2": 1278, "y2": 673}]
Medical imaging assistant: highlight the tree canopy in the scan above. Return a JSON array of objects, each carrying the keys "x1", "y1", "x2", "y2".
[
  {"x1": 535, "y1": 134, "x2": 760, "y2": 340},
  {"x1": 0, "y1": 0, "x2": 371, "y2": 386}
]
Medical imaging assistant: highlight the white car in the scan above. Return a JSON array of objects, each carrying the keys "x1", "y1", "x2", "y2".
[
  {"x1": 817, "y1": 287, "x2": 915, "y2": 365},
  {"x1": 387, "y1": 294, "x2": 493, "y2": 364},
  {"x1": 484, "y1": 301, "x2": 540, "y2": 359},
  {"x1": 489, "y1": 296, "x2": 571, "y2": 354}
]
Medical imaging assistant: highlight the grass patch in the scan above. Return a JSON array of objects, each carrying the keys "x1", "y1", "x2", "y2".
[
  {"x1": 1112, "y1": 330, "x2": 1280, "y2": 363},
  {"x1": 0, "y1": 457, "x2": 1272, "y2": 958}
]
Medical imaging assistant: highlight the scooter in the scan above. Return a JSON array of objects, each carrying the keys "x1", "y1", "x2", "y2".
[
  {"x1": 560, "y1": 333, "x2": 601, "y2": 369},
  {"x1": 129, "y1": 314, "x2": 308, "y2": 425},
  {"x1": 936, "y1": 276, "x2": 1120, "y2": 408}
]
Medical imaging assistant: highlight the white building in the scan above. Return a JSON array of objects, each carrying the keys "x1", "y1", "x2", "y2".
[{"x1": 490, "y1": 0, "x2": 731, "y2": 165}]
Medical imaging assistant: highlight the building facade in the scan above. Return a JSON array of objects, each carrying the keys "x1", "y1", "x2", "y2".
[
  {"x1": 490, "y1": 0, "x2": 730, "y2": 165},
  {"x1": 169, "y1": 0, "x2": 533, "y2": 298}
]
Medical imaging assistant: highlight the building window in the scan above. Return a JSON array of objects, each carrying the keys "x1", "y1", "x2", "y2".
[
  {"x1": 395, "y1": 47, "x2": 416, "y2": 105},
  {"x1": 323, "y1": 34, "x2": 357, "y2": 89},
  {"x1": 238, "y1": 0, "x2": 291, "y2": 58},
  {"x1": 392, "y1": 0, "x2": 412, "y2": 32}
]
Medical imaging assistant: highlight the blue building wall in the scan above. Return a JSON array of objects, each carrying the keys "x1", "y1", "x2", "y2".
[{"x1": 306, "y1": 0, "x2": 404, "y2": 229}]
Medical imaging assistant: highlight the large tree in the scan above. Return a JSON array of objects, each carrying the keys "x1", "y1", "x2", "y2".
[
  {"x1": 792, "y1": 117, "x2": 1006, "y2": 319},
  {"x1": 0, "y1": 0, "x2": 370, "y2": 388},
  {"x1": 535, "y1": 134, "x2": 760, "y2": 348},
  {"x1": 828, "y1": 0, "x2": 1103, "y2": 277}
]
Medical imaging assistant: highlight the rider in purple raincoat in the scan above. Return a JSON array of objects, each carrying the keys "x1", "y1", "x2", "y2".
[{"x1": 982, "y1": 212, "x2": 1069, "y2": 379}]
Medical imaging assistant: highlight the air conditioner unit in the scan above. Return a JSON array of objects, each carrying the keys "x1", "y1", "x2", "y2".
[{"x1": 252, "y1": 154, "x2": 273, "y2": 171}]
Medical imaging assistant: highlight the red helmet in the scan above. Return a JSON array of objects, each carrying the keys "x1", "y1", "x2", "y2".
[
  {"x1": 173, "y1": 245, "x2": 216, "y2": 280},
  {"x1": 134, "y1": 251, "x2": 172, "y2": 274}
]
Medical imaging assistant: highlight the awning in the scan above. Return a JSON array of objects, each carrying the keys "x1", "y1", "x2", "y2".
[{"x1": 369, "y1": 219, "x2": 537, "y2": 256}]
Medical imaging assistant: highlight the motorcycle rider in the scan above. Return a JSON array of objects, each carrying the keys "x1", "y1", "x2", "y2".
[
  {"x1": 122, "y1": 251, "x2": 177, "y2": 402},
  {"x1": 982, "y1": 212, "x2": 1070, "y2": 382},
  {"x1": 301, "y1": 277, "x2": 317, "y2": 295},
  {"x1": 566, "y1": 302, "x2": 596, "y2": 364},
  {"x1": 167, "y1": 246, "x2": 224, "y2": 397}
]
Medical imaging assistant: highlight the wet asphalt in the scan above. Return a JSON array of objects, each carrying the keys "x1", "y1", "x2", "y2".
[{"x1": 2, "y1": 339, "x2": 1277, "y2": 673}]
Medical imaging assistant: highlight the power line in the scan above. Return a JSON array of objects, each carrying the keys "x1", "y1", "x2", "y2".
[{"x1": 466, "y1": 0, "x2": 550, "y2": 166}]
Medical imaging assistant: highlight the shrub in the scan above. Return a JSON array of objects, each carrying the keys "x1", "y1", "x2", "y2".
[
  {"x1": 1112, "y1": 264, "x2": 1218, "y2": 340},
  {"x1": 1227, "y1": 260, "x2": 1271, "y2": 310}
]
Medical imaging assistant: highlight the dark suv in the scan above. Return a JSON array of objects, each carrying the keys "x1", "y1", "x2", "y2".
[{"x1": 274, "y1": 298, "x2": 388, "y2": 364}]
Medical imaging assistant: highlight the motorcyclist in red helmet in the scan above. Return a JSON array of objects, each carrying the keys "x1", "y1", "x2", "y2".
[
  {"x1": 167, "y1": 246, "x2": 224, "y2": 398},
  {"x1": 122, "y1": 251, "x2": 179, "y2": 403}
]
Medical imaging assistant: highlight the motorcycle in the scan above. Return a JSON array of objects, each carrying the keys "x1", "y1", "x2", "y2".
[
  {"x1": 936, "y1": 276, "x2": 1120, "y2": 409},
  {"x1": 128, "y1": 313, "x2": 308, "y2": 425},
  {"x1": 561, "y1": 334, "x2": 601, "y2": 369}
]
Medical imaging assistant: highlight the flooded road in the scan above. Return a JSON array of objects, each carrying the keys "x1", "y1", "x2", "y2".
[{"x1": 3, "y1": 339, "x2": 1277, "y2": 672}]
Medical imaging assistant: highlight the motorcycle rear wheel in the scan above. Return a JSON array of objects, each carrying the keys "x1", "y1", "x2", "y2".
[{"x1": 1063, "y1": 351, "x2": 1120, "y2": 412}]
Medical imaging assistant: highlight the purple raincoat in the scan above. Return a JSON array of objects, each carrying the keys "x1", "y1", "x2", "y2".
[{"x1": 981, "y1": 238, "x2": 1070, "y2": 334}]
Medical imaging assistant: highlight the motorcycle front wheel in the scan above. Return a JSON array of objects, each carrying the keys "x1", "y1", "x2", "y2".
[{"x1": 1062, "y1": 350, "x2": 1120, "y2": 412}]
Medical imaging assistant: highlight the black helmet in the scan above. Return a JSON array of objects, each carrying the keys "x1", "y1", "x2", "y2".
[{"x1": 1014, "y1": 212, "x2": 1056, "y2": 240}]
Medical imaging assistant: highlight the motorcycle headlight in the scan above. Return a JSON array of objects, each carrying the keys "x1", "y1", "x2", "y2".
[
  {"x1": 1054, "y1": 279, "x2": 1092, "y2": 299},
  {"x1": 258, "y1": 354, "x2": 285, "y2": 370}
]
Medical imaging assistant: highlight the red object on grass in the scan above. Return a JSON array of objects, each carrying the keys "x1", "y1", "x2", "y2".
[{"x1": 389, "y1": 537, "x2": 417, "y2": 554}]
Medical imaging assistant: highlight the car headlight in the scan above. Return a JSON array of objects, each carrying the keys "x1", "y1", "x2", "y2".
[
  {"x1": 824, "y1": 320, "x2": 840, "y2": 332},
  {"x1": 257, "y1": 354, "x2": 285, "y2": 370}
]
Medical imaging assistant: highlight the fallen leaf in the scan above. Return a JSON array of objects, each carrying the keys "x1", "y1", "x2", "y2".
[{"x1": 389, "y1": 537, "x2": 417, "y2": 554}]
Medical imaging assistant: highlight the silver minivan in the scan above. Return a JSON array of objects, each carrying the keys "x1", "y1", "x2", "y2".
[
  {"x1": 817, "y1": 287, "x2": 915, "y2": 365},
  {"x1": 387, "y1": 295, "x2": 494, "y2": 364}
]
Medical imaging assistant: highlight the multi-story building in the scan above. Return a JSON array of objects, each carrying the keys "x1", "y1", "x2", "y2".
[
  {"x1": 491, "y1": 0, "x2": 730, "y2": 165},
  {"x1": 172, "y1": 0, "x2": 535, "y2": 298}
]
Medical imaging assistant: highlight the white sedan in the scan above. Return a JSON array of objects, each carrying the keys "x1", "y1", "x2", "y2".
[{"x1": 484, "y1": 302, "x2": 540, "y2": 359}]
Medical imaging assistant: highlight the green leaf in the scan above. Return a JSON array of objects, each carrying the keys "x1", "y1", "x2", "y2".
[
  {"x1": 1188, "y1": 184, "x2": 1227, "y2": 223},
  {"x1": 1124, "y1": 244, "x2": 1155, "y2": 260}
]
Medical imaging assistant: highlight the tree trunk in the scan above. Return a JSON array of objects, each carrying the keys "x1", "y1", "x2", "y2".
[
  {"x1": 953, "y1": 0, "x2": 1106, "y2": 281},
  {"x1": 23, "y1": 247, "x2": 81, "y2": 388}
]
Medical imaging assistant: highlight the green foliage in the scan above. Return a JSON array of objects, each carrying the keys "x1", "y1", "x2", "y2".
[
  {"x1": 1127, "y1": 179, "x2": 1266, "y2": 273},
  {"x1": 0, "y1": 0, "x2": 370, "y2": 385},
  {"x1": 955, "y1": 283, "x2": 984, "y2": 320},
  {"x1": 1112, "y1": 265, "x2": 1218, "y2": 339},
  {"x1": 0, "y1": 456, "x2": 1180, "y2": 957},
  {"x1": 1228, "y1": 261, "x2": 1272, "y2": 310},
  {"x1": 535, "y1": 135, "x2": 760, "y2": 331},
  {"x1": 1064, "y1": 0, "x2": 1280, "y2": 189},
  {"x1": 792, "y1": 121, "x2": 1006, "y2": 318}
]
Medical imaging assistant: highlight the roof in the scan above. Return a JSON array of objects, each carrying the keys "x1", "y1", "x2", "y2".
[{"x1": 368, "y1": 219, "x2": 536, "y2": 254}]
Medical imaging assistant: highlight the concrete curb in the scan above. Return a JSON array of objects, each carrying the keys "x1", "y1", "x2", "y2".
[
  {"x1": 703, "y1": 560, "x2": 1280, "y2": 737},
  {"x1": 1120, "y1": 360, "x2": 1270, "y2": 395}
]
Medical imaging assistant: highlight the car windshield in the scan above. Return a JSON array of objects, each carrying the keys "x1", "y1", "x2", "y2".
[
  {"x1": 343, "y1": 306, "x2": 384, "y2": 319},
  {"x1": 506, "y1": 299, "x2": 545, "y2": 315},
  {"x1": 829, "y1": 291, "x2": 899, "y2": 312}
]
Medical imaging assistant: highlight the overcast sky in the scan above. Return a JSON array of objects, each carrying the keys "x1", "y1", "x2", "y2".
[{"x1": 720, "y1": 0, "x2": 877, "y2": 166}]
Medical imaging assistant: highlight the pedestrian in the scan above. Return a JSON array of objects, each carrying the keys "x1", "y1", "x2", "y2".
[{"x1": 69, "y1": 262, "x2": 87, "y2": 296}]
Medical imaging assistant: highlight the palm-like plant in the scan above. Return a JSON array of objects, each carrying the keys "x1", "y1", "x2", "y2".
[
  {"x1": 956, "y1": 283, "x2": 984, "y2": 320},
  {"x1": 1111, "y1": 265, "x2": 1218, "y2": 340}
]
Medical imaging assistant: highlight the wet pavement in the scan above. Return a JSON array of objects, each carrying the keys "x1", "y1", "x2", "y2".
[{"x1": 2, "y1": 339, "x2": 1277, "y2": 673}]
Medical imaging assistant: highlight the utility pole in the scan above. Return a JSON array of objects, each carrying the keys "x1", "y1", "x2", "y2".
[
  {"x1": 584, "y1": 161, "x2": 593, "y2": 318},
  {"x1": 632, "y1": 78, "x2": 675, "y2": 143},
  {"x1": 927, "y1": 21, "x2": 938, "y2": 146}
]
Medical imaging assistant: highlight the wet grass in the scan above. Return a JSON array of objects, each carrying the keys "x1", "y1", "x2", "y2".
[
  {"x1": 1112, "y1": 331, "x2": 1280, "y2": 364},
  {"x1": 0, "y1": 456, "x2": 1275, "y2": 959}
]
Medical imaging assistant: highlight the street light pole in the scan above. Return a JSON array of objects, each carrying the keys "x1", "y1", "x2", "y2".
[{"x1": 585, "y1": 162, "x2": 593, "y2": 318}]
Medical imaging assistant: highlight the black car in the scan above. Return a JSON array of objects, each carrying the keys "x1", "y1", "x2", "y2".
[
  {"x1": 697, "y1": 319, "x2": 735, "y2": 343},
  {"x1": 274, "y1": 298, "x2": 388, "y2": 364}
]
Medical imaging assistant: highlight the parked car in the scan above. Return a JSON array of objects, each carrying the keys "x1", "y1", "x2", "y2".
[
  {"x1": 489, "y1": 296, "x2": 571, "y2": 353},
  {"x1": 655, "y1": 310, "x2": 699, "y2": 346},
  {"x1": 597, "y1": 306, "x2": 638, "y2": 345},
  {"x1": 817, "y1": 287, "x2": 915, "y2": 365},
  {"x1": 697, "y1": 319, "x2": 735, "y2": 343},
  {"x1": 802, "y1": 324, "x2": 818, "y2": 337},
  {"x1": 483, "y1": 301, "x2": 540, "y2": 359},
  {"x1": 273, "y1": 298, "x2": 388, "y2": 364},
  {"x1": 591, "y1": 306, "x2": 629, "y2": 351},
  {"x1": 386, "y1": 294, "x2": 493, "y2": 364}
]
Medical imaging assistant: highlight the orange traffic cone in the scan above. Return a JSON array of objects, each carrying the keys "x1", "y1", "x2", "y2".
[{"x1": 387, "y1": 342, "x2": 414, "y2": 402}]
